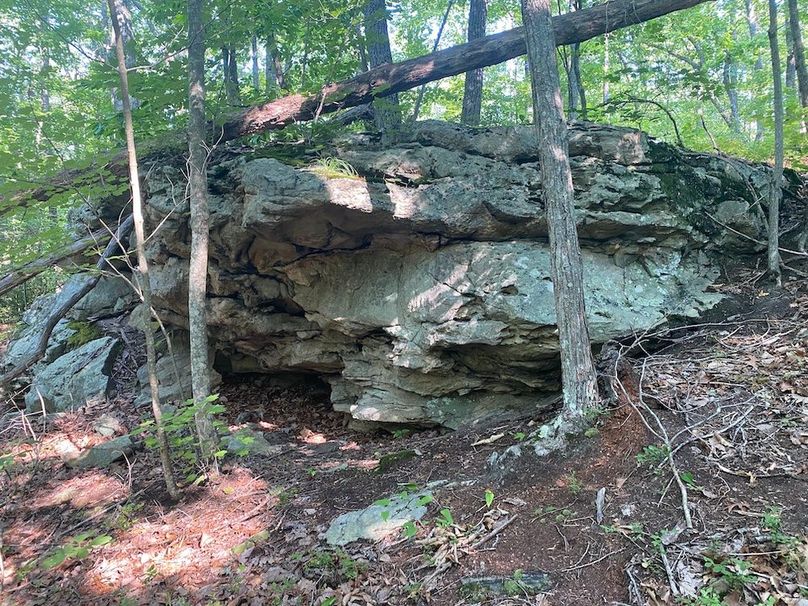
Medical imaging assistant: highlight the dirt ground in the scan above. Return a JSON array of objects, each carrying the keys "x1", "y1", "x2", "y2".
[{"x1": 0, "y1": 274, "x2": 806, "y2": 606}]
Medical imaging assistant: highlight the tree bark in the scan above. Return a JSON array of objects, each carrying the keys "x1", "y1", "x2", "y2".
[
  {"x1": 520, "y1": 0, "x2": 599, "y2": 421},
  {"x1": 187, "y1": 0, "x2": 217, "y2": 463},
  {"x1": 0, "y1": 228, "x2": 110, "y2": 298},
  {"x1": 222, "y1": 0, "x2": 714, "y2": 141},
  {"x1": 768, "y1": 0, "x2": 783, "y2": 285},
  {"x1": 787, "y1": 0, "x2": 808, "y2": 106},
  {"x1": 108, "y1": 0, "x2": 180, "y2": 500},
  {"x1": 363, "y1": 0, "x2": 401, "y2": 135},
  {"x1": 461, "y1": 0, "x2": 487, "y2": 126}
]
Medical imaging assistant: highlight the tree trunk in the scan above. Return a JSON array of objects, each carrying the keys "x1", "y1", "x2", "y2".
[
  {"x1": 221, "y1": 0, "x2": 713, "y2": 141},
  {"x1": 357, "y1": 25, "x2": 369, "y2": 72},
  {"x1": 108, "y1": 0, "x2": 180, "y2": 500},
  {"x1": 723, "y1": 52, "x2": 741, "y2": 132},
  {"x1": 746, "y1": 0, "x2": 765, "y2": 141},
  {"x1": 603, "y1": 33, "x2": 610, "y2": 104},
  {"x1": 786, "y1": 23, "x2": 797, "y2": 90},
  {"x1": 363, "y1": 0, "x2": 401, "y2": 136},
  {"x1": 222, "y1": 46, "x2": 240, "y2": 105},
  {"x1": 412, "y1": 0, "x2": 454, "y2": 123},
  {"x1": 787, "y1": 0, "x2": 808, "y2": 106},
  {"x1": 264, "y1": 36, "x2": 284, "y2": 95},
  {"x1": 767, "y1": 0, "x2": 783, "y2": 285},
  {"x1": 251, "y1": 35, "x2": 260, "y2": 91},
  {"x1": 461, "y1": 0, "x2": 487, "y2": 126},
  {"x1": 570, "y1": 42, "x2": 587, "y2": 119},
  {"x1": 520, "y1": 0, "x2": 599, "y2": 422},
  {"x1": 187, "y1": 0, "x2": 217, "y2": 464}
]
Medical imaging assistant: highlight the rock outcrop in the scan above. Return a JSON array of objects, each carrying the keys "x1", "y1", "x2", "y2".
[
  {"x1": 5, "y1": 121, "x2": 804, "y2": 427},
  {"x1": 129, "y1": 121, "x2": 802, "y2": 427}
]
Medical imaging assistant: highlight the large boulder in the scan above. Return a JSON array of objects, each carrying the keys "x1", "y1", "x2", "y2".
[
  {"x1": 2, "y1": 275, "x2": 137, "y2": 372},
  {"x1": 132, "y1": 121, "x2": 803, "y2": 427},
  {"x1": 24, "y1": 336, "x2": 121, "y2": 413}
]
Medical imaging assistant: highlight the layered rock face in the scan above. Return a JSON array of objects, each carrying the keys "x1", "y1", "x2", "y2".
[{"x1": 131, "y1": 121, "x2": 801, "y2": 427}]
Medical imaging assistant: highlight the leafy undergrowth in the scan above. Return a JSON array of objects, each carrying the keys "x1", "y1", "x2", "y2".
[{"x1": 0, "y1": 280, "x2": 806, "y2": 606}]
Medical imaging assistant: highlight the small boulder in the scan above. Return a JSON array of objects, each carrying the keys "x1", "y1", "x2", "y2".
[
  {"x1": 67, "y1": 435, "x2": 133, "y2": 469},
  {"x1": 24, "y1": 337, "x2": 122, "y2": 413},
  {"x1": 325, "y1": 490, "x2": 431, "y2": 546},
  {"x1": 94, "y1": 414, "x2": 126, "y2": 437},
  {"x1": 223, "y1": 429, "x2": 285, "y2": 457}
]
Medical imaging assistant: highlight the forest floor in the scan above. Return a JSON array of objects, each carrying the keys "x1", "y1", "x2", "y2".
[{"x1": 0, "y1": 271, "x2": 806, "y2": 606}]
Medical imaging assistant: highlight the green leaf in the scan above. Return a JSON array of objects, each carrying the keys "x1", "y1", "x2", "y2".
[
  {"x1": 484, "y1": 489, "x2": 494, "y2": 508},
  {"x1": 89, "y1": 535, "x2": 113, "y2": 547},
  {"x1": 402, "y1": 521, "x2": 417, "y2": 538},
  {"x1": 41, "y1": 549, "x2": 68, "y2": 569}
]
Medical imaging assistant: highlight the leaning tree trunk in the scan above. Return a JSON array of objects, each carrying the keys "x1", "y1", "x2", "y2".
[
  {"x1": 461, "y1": 0, "x2": 487, "y2": 125},
  {"x1": 787, "y1": 0, "x2": 808, "y2": 106},
  {"x1": 768, "y1": 0, "x2": 784, "y2": 285},
  {"x1": 363, "y1": 0, "x2": 401, "y2": 136},
  {"x1": 108, "y1": 0, "x2": 180, "y2": 500},
  {"x1": 520, "y1": 0, "x2": 599, "y2": 422},
  {"x1": 187, "y1": 0, "x2": 217, "y2": 463}
]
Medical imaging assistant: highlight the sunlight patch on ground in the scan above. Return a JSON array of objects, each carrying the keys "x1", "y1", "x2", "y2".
[
  {"x1": 32, "y1": 472, "x2": 127, "y2": 510},
  {"x1": 82, "y1": 468, "x2": 272, "y2": 597}
]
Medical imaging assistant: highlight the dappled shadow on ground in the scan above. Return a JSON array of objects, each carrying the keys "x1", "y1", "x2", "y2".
[{"x1": 1, "y1": 278, "x2": 807, "y2": 606}]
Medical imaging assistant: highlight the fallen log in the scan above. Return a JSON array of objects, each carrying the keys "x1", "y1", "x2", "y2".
[
  {"x1": 0, "y1": 0, "x2": 712, "y2": 217},
  {"x1": 0, "y1": 227, "x2": 111, "y2": 299},
  {"x1": 220, "y1": 0, "x2": 713, "y2": 139},
  {"x1": 0, "y1": 215, "x2": 134, "y2": 388}
]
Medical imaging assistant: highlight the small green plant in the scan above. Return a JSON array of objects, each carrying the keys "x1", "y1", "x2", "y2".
[
  {"x1": 302, "y1": 549, "x2": 365, "y2": 583},
  {"x1": 308, "y1": 157, "x2": 361, "y2": 180},
  {"x1": 513, "y1": 431, "x2": 526, "y2": 441},
  {"x1": 391, "y1": 428, "x2": 411, "y2": 439},
  {"x1": 680, "y1": 471, "x2": 698, "y2": 488},
  {"x1": 703, "y1": 556, "x2": 755, "y2": 591},
  {"x1": 41, "y1": 532, "x2": 113, "y2": 569},
  {"x1": 533, "y1": 505, "x2": 575, "y2": 524},
  {"x1": 274, "y1": 486, "x2": 298, "y2": 506},
  {"x1": 0, "y1": 453, "x2": 15, "y2": 482},
  {"x1": 636, "y1": 444, "x2": 670, "y2": 469},
  {"x1": 584, "y1": 427, "x2": 599, "y2": 438},
  {"x1": 565, "y1": 472, "x2": 584, "y2": 495},
  {"x1": 107, "y1": 501, "x2": 144, "y2": 531},
  {"x1": 144, "y1": 563, "x2": 158, "y2": 584},
  {"x1": 66, "y1": 320, "x2": 102, "y2": 348},
  {"x1": 435, "y1": 508, "x2": 454, "y2": 528},
  {"x1": 133, "y1": 394, "x2": 227, "y2": 484},
  {"x1": 682, "y1": 587, "x2": 724, "y2": 606}
]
